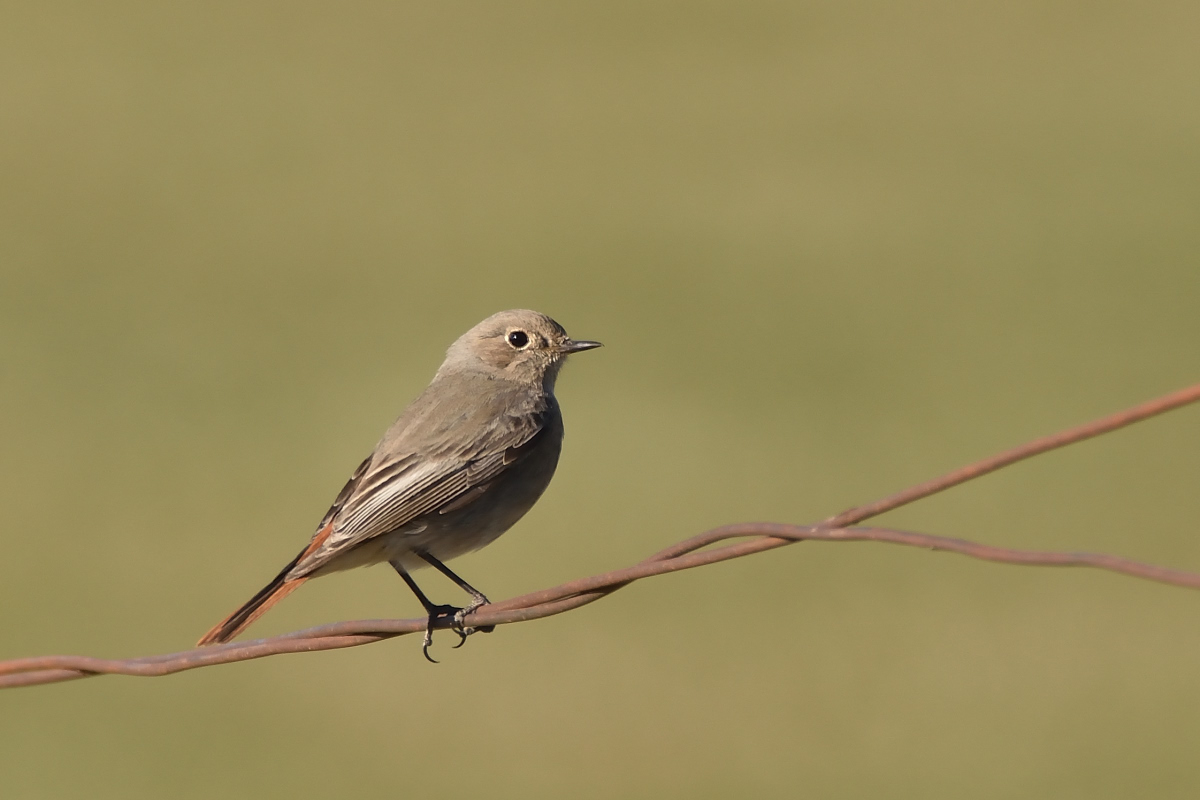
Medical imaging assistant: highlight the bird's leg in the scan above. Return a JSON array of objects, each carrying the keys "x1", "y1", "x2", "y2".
[
  {"x1": 389, "y1": 559, "x2": 464, "y2": 663},
  {"x1": 418, "y1": 553, "x2": 495, "y2": 645}
]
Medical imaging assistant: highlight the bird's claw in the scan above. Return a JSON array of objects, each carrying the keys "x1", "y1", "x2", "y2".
[
  {"x1": 420, "y1": 596, "x2": 494, "y2": 661},
  {"x1": 450, "y1": 595, "x2": 493, "y2": 645},
  {"x1": 421, "y1": 603, "x2": 464, "y2": 663}
]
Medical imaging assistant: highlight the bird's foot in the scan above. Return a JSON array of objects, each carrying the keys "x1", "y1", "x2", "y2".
[
  {"x1": 421, "y1": 603, "x2": 467, "y2": 663},
  {"x1": 451, "y1": 594, "x2": 494, "y2": 648}
]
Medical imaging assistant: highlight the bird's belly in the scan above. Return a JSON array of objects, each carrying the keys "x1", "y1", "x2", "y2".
[{"x1": 404, "y1": 450, "x2": 559, "y2": 565}]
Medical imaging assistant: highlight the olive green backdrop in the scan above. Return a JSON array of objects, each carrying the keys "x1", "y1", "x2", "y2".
[{"x1": 2, "y1": 2, "x2": 1199, "y2": 798}]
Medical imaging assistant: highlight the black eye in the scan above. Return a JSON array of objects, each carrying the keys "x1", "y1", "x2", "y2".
[{"x1": 506, "y1": 330, "x2": 530, "y2": 349}]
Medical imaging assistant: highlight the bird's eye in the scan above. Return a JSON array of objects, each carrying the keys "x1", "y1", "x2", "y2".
[{"x1": 506, "y1": 330, "x2": 530, "y2": 349}]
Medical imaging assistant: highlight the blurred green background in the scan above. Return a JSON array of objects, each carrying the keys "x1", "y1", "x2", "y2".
[{"x1": 2, "y1": 2, "x2": 1199, "y2": 798}]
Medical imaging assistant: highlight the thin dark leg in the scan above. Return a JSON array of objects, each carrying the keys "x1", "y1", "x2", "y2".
[
  {"x1": 418, "y1": 553, "x2": 489, "y2": 605},
  {"x1": 418, "y1": 553, "x2": 495, "y2": 645},
  {"x1": 389, "y1": 559, "x2": 465, "y2": 663}
]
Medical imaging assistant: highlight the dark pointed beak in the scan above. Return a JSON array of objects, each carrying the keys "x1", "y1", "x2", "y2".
[{"x1": 560, "y1": 339, "x2": 603, "y2": 354}]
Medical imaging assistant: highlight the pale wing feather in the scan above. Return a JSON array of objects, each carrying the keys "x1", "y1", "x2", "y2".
[{"x1": 336, "y1": 450, "x2": 515, "y2": 538}]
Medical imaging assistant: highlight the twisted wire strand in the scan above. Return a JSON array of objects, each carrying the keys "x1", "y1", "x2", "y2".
[{"x1": 3, "y1": 383, "x2": 1198, "y2": 690}]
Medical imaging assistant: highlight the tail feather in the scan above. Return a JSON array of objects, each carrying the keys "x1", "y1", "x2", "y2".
[
  {"x1": 197, "y1": 551, "x2": 309, "y2": 646},
  {"x1": 198, "y1": 521, "x2": 337, "y2": 646}
]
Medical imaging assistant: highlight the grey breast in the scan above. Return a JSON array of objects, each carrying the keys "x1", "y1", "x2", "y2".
[{"x1": 415, "y1": 404, "x2": 564, "y2": 562}]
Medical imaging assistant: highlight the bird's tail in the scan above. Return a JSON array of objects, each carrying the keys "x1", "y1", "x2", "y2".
[{"x1": 196, "y1": 551, "x2": 310, "y2": 646}]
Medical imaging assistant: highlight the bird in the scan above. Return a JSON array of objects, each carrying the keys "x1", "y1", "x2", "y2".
[{"x1": 196, "y1": 309, "x2": 601, "y2": 660}]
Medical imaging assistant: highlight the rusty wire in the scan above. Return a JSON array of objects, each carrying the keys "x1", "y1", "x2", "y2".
[{"x1": 2, "y1": 382, "x2": 1199, "y2": 690}]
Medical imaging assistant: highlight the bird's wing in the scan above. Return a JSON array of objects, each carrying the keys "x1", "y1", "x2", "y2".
[
  {"x1": 311, "y1": 453, "x2": 374, "y2": 533},
  {"x1": 291, "y1": 403, "x2": 550, "y2": 575}
]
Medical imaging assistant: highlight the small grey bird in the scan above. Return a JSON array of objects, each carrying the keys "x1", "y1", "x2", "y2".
[{"x1": 197, "y1": 309, "x2": 600, "y2": 660}]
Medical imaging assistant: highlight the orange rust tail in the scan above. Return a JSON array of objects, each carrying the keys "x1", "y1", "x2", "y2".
[
  {"x1": 198, "y1": 523, "x2": 334, "y2": 646},
  {"x1": 196, "y1": 574, "x2": 309, "y2": 646}
]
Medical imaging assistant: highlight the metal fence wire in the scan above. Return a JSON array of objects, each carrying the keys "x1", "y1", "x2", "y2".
[{"x1": 2, "y1": 383, "x2": 1199, "y2": 690}]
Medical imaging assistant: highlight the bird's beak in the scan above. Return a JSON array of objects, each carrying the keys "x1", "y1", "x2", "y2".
[{"x1": 559, "y1": 339, "x2": 603, "y2": 354}]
